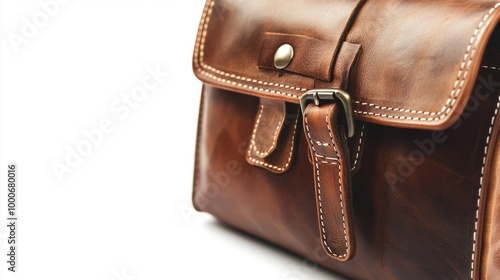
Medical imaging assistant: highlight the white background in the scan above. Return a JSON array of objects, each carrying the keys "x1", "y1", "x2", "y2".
[{"x1": 0, "y1": 1, "x2": 344, "y2": 279}]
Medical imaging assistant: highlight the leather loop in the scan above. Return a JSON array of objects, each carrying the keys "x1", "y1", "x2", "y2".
[
  {"x1": 247, "y1": 100, "x2": 301, "y2": 174},
  {"x1": 251, "y1": 99, "x2": 286, "y2": 159},
  {"x1": 315, "y1": 41, "x2": 361, "y2": 89},
  {"x1": 303, "y1": 103, "x2": 356, "y2": 261}
]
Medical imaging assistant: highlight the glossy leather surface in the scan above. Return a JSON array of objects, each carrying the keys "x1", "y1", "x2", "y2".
[
  {"x1": 193, "y1": 69, "x2": 500, "y2": 279},
  {"x1": 194, "y1": 0, "x2": 500, "y2": 130},
  {"x1": 192, "y1": 1, "x2": 500, "y2": 279},
  {"x1": 303, "y1": 103, "x2": 356, "y2": 261}
]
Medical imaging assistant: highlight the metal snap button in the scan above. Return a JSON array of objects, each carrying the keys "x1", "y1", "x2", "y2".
[{"x1": 274, "y1": 44, "x2": 294, "y2": 70}]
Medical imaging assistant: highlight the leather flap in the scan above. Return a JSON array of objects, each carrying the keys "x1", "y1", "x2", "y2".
[{"x1": 193, "y1": 0, "x2": 500, "y2": 130}]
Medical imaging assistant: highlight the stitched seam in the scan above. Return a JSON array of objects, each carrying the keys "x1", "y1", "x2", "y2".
[
  {"x1": 247, "y1": 110, "x2": 299, "y2": 171},
  {"x1": 482, "y1": 65, "x2": 500, "y2": 71},
  {"x1": 316, "y1": 141, "x2": 330, "y2": 147},
  {"x1": 352, "y1": 124, "x2": 366, "y2": 171},
  {"x1": 250, "y1": 104, "x2": 266, "y2": 155},
  {"x1": 316, "y1": 155, "x2": 339, "y2": 161},
  {"x1": 251, "y1": 104, "x2": 283, "y2": 158},
  {"x1": 352, "y1": 4, "x2": 500, "y2": 121},
  {"x1": 193, "y1": 0, "x2": 213, "y2": 70},
  {"x1": 198, "y1": 69, "x2": 302, "y2": 98},
  {"x1": 353, "y1": 63, "x2": 499, "y2": 115},
  {"x1": 194, "y1": 1, "x2": 500, "y2": 268},
  {"x1": 353, "y1": 101, "x2": 439, "y2": 116},
  {"x1": 202, "y1": 64, "x2": 308, "y2": 92},
  {"x1": 193, "y1": 1, "x2": 305, "y2": 96},
  {"x1": 353, "y1": 64, "x2": 499, "y2": 117},
  {"x1": 195, "y1": 0, "x2": 500, "y2": 122},
  {"x1": 321, "y1": 160, "x2": 339, "y2": 165},
  {"x1": 304, "y1": 114, "x2": 348, "y2": 258},
  {"x1": 255, "y1": 119, "x2": 282, "y2": 157},
  {"x1": 325, "y1": 113, "x2": 349, "y2": 256},
  {"x1": 304, "y1": 115, "x2": 337, "y2": 256},
  {"x1": 471, "y1": 93, "x2": 500, "y2": 279}
]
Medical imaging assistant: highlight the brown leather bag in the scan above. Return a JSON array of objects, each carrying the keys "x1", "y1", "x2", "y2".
[{"x1": 191, "y1": 1, "x2": 500, "y2": 279}]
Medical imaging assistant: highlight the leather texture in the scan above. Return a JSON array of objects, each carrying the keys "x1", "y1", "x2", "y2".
[
  {"x1": 193, "y1": 0, "x2": 500, "y2": 130},
  {"x1": 249, "y1": 98, "x2": 286, "y2": 159},
  {"x1": 482, "y1": 119, "x2": 500, "y2": 279},
  {"x1": 246, "y1": 100, "x2": 300, "y2": 174},
  {"x1": 259, "y1": 33, "x2": 339, "y2": 82},
  {"x1": 192, "y1": 0, "x2": 500, "y2": 279},
  {"x1": 302, "y1": 39, "x2": 361, "y2": 261},
  {"x1": 315, "y1": 41, "x2": 361, "y2": 90},
  {"x1": 304, "y1": 103, "x2": 356, "y2": 261}
]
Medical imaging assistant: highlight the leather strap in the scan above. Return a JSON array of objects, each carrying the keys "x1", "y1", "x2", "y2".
[
  {"x1": 302, "y1": 39, "x2": 361, "y2": 261},
  {"x1": 252, "y1": 1, "x2": 364, "y2": 258},
  {"x1": 303, "y1": 103, "x2": 355, "y2": 261},
  {"x1": 315, "y1": 41, "x2": 361, "y2": 89},
  {"x1": 259, "y1": 33, "x2": 338, "y2": 82},
  {"x1": 247, "y1": 100, "x2": 301, "y2": 174},
  {"x1": 251, "y1": 99, "x2": 286, "y2": 159}
]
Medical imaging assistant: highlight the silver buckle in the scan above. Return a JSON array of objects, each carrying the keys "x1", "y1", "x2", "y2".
[{"x1": 300, "y1": 89, "x2": 356, "y2": 138}]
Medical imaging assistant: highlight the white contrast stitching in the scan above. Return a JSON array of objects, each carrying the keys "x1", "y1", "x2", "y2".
[
  {"x1": 352, "y1": 64, "x2": 498, "y2": 116},
  {"x1": 316, "y1": 155, "x2": 339, "y2": 161},
  {"x1": 482, "y1": 65, "x2": 500, "y2": 71},
  {"x1": 353, "y1": 4, "x2": 500, "y2": 121},
  {"x1": 202, "y1": 64, "x2": 308, "y2": 92},
  {"x1": 252, "y1": 104, "x2": 265, "y2": 145},
  {"x1": 304, "y1": 113, "x2": 348, "y2": 258},
  {"x1": 352, "y1": 124, "x2": 366, "y2": 171},
  {"x1": 353, "y1": 109, "x2": 450, "y2": 122},
  {"x1": 193, "y1": 0, "x2": 306, "y2": 95},
  {"x1": 193, "y1": 0, "x2": 214, "y2": 70},
  {"x1": 353, "y1": 101, "x2": 439, "y2": 116},
  {"x1": 194, "y1": 0, "x2": 500, "y2": 122},
  {"x1": 316, "y1": 141, "x2": 330, "y2": 147},
  {"x1": 304, "y1": 115, "x2": 338, "y2": 256},
  {"x1": 471, "y1": 94, "x2": 500, "y2": 279},
  {"x1": 199, "y1": 69, "x2": 301, "y2": 98},
  {"x1": 325, "y1": 113, "x2": 349, "y2": 257},
  {"x1": 321, "y1": 161, "x2": 339, "y2": 165},
  {"x1": 196, "y1": 0, "x2": 500, "y2": 271},
  {"x1": 251, "y1": 103, "x2": 283, "y2": 158},
  {"x1": 250, "y1": 104, "x2": 266, "y2": 156},
  {"x1": 247, "y1": 110, "x2": 299, "y2": 171}
]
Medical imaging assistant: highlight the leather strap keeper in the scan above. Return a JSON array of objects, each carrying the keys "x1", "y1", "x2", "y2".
[{"x1": 259, "y1": 33, "x2": 338, "y2": 82}]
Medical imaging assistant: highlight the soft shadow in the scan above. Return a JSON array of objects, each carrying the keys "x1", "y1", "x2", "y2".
[{"x1": 205, "y1": 219, "x2": 350, "y2": 280}]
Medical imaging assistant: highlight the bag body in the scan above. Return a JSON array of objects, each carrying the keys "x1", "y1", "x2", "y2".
[{"x1": 192, "y1": 1, "x2": 500, "y2": 279}]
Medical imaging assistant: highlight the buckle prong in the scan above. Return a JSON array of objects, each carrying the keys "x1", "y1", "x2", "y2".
[{"x1": 300, "y1": 89, "x2": 356, "y2": 138}]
